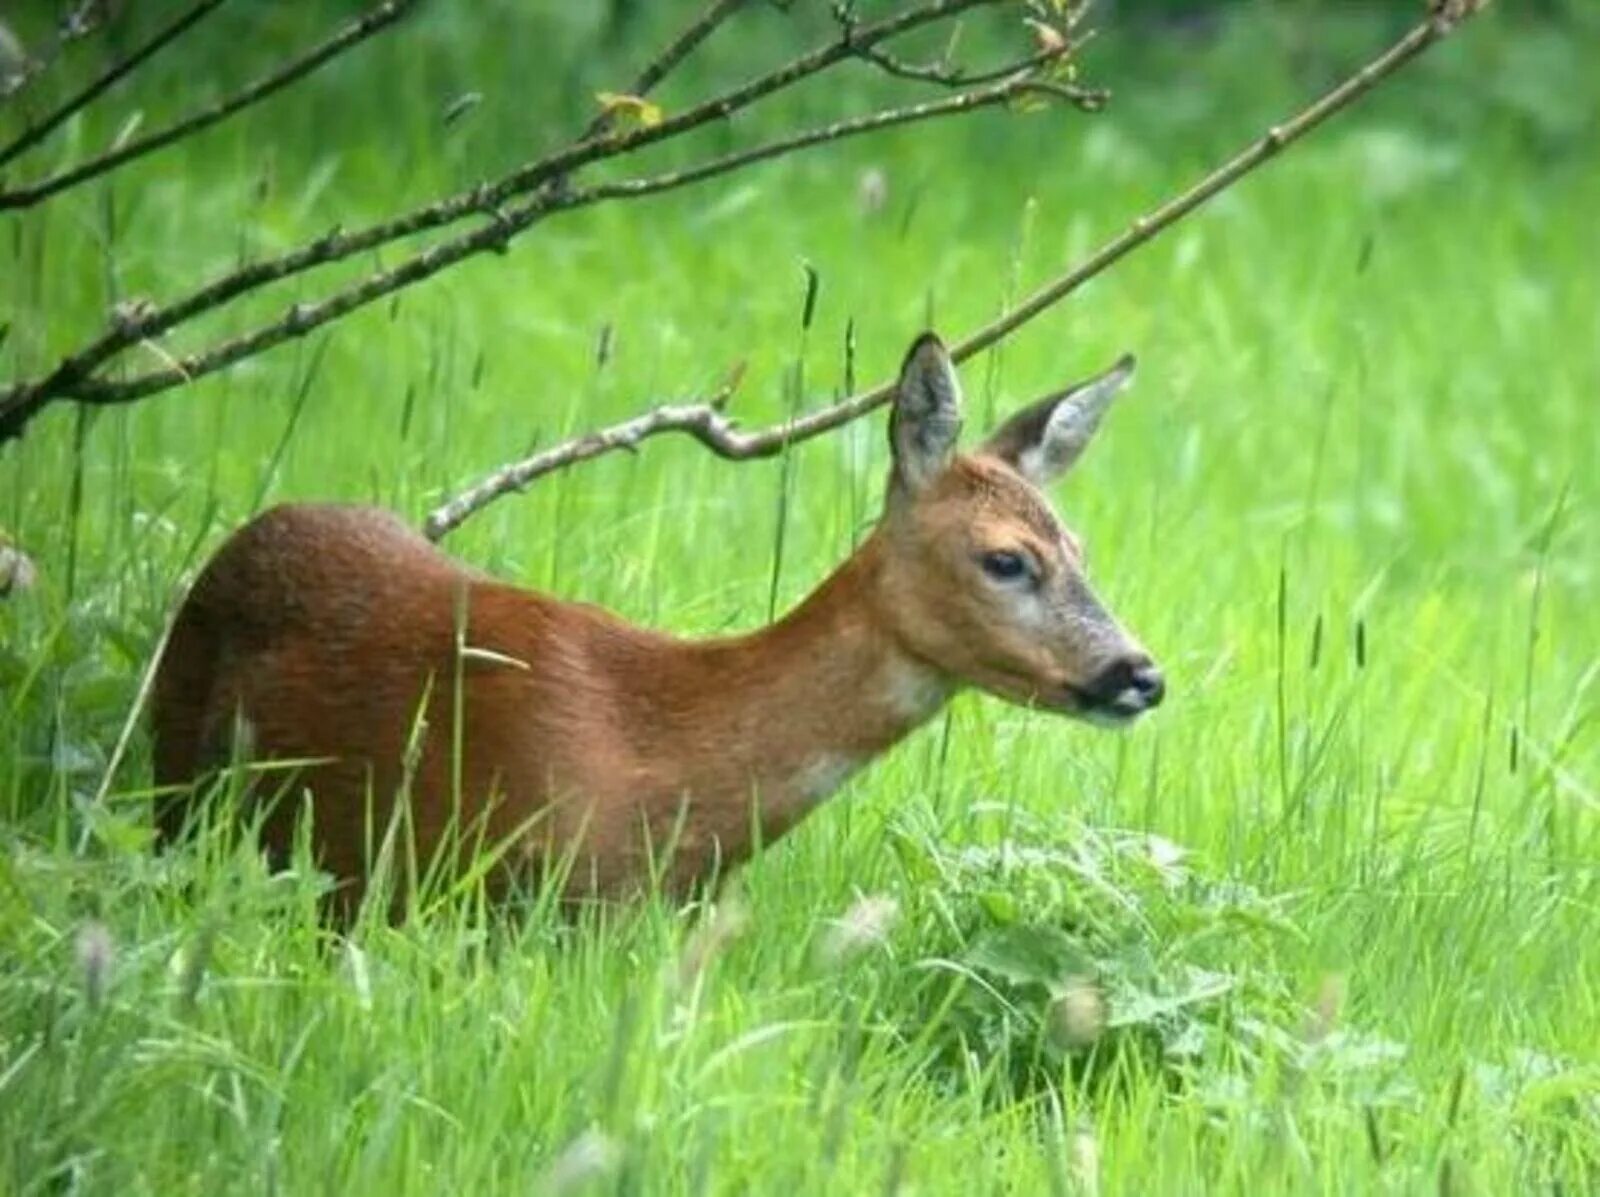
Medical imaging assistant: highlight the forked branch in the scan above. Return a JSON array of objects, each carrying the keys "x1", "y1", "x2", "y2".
[
  {"x1": 50, "y1": 69, "x2": 1096, "y2": 410},
  {"x1": 1, "y1": 3, "x2": 121, "y2": 103},
  {"x1": 0, "y1": 0, "x2": 1041, "y2": 441},
  {"x1": 0, "y1": 0, "x2": 1489, "y2": 457},
  {"x1": 0, "y1": 0, "x2": 230, "y2": 170},
  {"x1": 833, "y1": 0, "x2": 1078, "y2": 88},
  {"x1": 424, "y1": 0, "x2": 1494, "y2": 540},
  {"x1": 0, "y1": 0, "x2": 419, "y2": 211}
]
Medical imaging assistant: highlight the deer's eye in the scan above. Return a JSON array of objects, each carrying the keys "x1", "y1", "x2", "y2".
[{"x1": 980, "y1": 550, "x2": 1031, "y2": 582}]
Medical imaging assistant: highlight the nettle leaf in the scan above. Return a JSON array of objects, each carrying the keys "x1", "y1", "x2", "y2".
[
  {"x1": 889, "y1": 810, "x2": 1313, "y2": 1100},
  {"x1": 1303, "y1": 1028, "x2": 1409, "y2": 1075},
  {"x1": 595, "y1": 92, "x2": 664, "y2": 131},
  {"x1": 1107, "y1": 966, "x2": 1237, "y2": 1029},
  {"x1": 1165, "y1": 1021, "x2": 1209, "y2": 1060},
  {"x1": 52, "y1": 736, "x2": 100, "y2": 776},
  {"x1": 965, "y1": 923, "x2": 1091, "y2": 990}
]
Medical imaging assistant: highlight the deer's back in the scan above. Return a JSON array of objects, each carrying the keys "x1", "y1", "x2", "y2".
[{"x1": 151, "y1": 503, "x2": 634, "y2": 899}]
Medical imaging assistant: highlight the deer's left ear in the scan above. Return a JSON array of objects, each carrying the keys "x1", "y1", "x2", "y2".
[
  {"x1": 889, "y1": 333, "x2": 963, "y2": 495},
  {"x1": 981, "y1": 354, "x2": 1135, "y2": 485}
]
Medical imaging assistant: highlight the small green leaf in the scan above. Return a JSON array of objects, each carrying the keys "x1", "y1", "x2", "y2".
[
  {"x1": 965, "y1": 923, "x2": 1090, "y2": 989},
  {"x1": 978, "y1": 889, "x2": 1019, "y2": 924}
]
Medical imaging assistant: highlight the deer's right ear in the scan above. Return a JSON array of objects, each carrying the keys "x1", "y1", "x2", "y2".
[
  {"x1": 981, "y1": 353, "x2": 1135, "y2": 486},
  {"x1": 889, "y1": 333, "x2": 963, "y2": 496}
]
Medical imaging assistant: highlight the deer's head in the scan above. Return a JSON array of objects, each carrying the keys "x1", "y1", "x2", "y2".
[{"x1": 874, "y1": 333, "x2": 1162, "y2": 725}]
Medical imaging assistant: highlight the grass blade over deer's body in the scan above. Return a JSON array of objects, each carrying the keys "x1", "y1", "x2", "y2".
[{"x1": 152, "y1": 335, "x2": 1160, "y2": 911}]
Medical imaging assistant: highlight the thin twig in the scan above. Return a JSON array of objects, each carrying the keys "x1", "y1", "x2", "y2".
[
  {"x1": 578, "y1": 0, "x2": 748, "y2": 141},
  {"x1": 571, "y1": 73, "x2": 1103, "y2": 205},
  {"x1": 48, "y1": 71, "x2": 1089, "y2": 410},
  {"x1": 1, "y1": 3, "x2": 120, "y2": 104},
  {"x1": 423, "y1": 2, "x2": 1492, "y2": 540},
  {"x1": 833, "y1": 0, "x2": 1076, "y2": 88},
  {"x1": 0, "y1": 0, "x2": 418, "y2": 211},
  {"x1": 0, "y1": 0, "x2": 1001, "y2": 440},
  {"x1": 424, "y1": 371, "x2": 748, "y2": 539},
  {"x1": 854, "y1": 42, "x2": 1073, "y2": 88},
  {"x1": 57, "y1": 198, "x2": 557, "y2": 408},
  {"x1": 0, "y1": 0, "x2": 230, "y2": 171}
]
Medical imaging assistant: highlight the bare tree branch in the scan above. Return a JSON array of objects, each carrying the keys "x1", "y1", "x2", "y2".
[
  {"x1": 423, "y1": 1, "x2": 1494, "y2": 541},
  {"x1": 0, "y1": 0, "x2": 1030, "y2": 440},
  {"x1": 1, "y1": 3, "x2": 121, "y2": 104},
  {"x1": 424, "y1": 370, "x2": 752, "y2": 541},
  {"x1": 0, "y1": 0, "x2": 230, "y2": 171},
  {"x1": 0, "y1": 0, "x2": 418, "y2": 212},
  {"x1": 832, "y1": 0, "x2": 1082, "y2": 89},
  {"x1": 569, "y1": 70, "x2": 1103, "y2": 204},
  {"x1": 0, "y1": 0, "x2": 731, "y2": 373},
  {"x1": 0, "y1": 0, "x2": 750, "y2": 409},
  {"x1": 47, "y1": 70, "x2": 1097, "y2": 410},
  {"x1": 852, "y1": 40, "x2": 1077, "y2": 88}
]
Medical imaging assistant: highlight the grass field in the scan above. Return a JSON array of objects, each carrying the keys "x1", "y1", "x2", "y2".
[{"x1": 2, "y1": 3, "x2": 1597, "y2": 1193}]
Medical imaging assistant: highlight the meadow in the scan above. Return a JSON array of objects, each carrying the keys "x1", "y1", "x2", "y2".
[{"x1": 1, "y1": 2, "x2": 1597, "y2": 1192}]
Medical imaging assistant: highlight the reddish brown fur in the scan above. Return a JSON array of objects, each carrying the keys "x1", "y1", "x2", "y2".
[
  {"x1": 154, "y1": 504, "x2": 956, "y2": 907},
  {"x1": 152, "y1": 339, "x2": 1159, "y2": 911}
]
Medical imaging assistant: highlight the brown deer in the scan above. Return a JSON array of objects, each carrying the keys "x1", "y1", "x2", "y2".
[{"x1": 151, "y1": 334, "x2": 1162, "y2": 909}]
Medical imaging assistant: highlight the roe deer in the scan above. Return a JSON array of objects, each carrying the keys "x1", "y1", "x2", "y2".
[{"x1": 152, "y1": 334, "x2": 1162, "y2": 908}]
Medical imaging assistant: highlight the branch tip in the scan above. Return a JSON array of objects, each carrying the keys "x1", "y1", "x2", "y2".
[{"x1": 421, "y1": 2, "x2": 1494, "y2": 536}]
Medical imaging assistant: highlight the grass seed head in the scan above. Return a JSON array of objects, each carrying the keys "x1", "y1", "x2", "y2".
[
  {"x1": 1070, "y1": 1120, "x2": 1101, "y2": 1197},
  {"x1": 817, "y1": 894, "x2": 900, "y2": 966},
  {"x1": 0, "y1": 20, "x2": 26, "y2": 94},
  {"x1": 75, "y1": 921, "x2": 114, "y2": 1009},
  {"x1": 857, "y1": 166, "x2": 889, "y2": 216},
  {"x1": 677, "y1": 896, "x2": 750, "y2": 988},
  {"x1": 537, "y1": 1128, "x2": 619, "y2": 1195},
  {"x1": 0, "y1": 538, "x2": 36, "y2": 596},
  {"x1": 343, "y1": 941, "x2": 373, "y2": 1011},
  {"x1": 1049, "y1": 975, "x2": 1107, "y2": 1050},
  {"x1": 1301, "y1": 973, "x2": 1346, "y2": 1045}
]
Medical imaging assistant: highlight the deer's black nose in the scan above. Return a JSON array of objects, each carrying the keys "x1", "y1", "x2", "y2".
[
  {"x1": 1087, "y1": 656, "x2": 1164, "y2": 714},
  {"x1": 1128, "y1": 661, "x2": 1164, "y2": 708}
]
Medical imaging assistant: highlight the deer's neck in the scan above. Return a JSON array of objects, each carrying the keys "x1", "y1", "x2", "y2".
[{"x1": 629, "y1": 533, "x2": 950, "y2": 845}]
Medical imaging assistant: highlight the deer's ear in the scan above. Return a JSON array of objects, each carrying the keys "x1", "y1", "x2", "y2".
[
  {"x1": 889, "y1": 333, "x2": 963, "y2": 495},
  {"x1": 982, "y1": 354, "x2": 1135, "y2": 485}
]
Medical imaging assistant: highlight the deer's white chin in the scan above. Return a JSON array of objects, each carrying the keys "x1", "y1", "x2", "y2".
[
  {"x1": 1077, "y1": 704, "x2": 1147, "y2": 730},
  {"x1": 1054, "y1": 683, "x2": 1153, "y2": 728}
]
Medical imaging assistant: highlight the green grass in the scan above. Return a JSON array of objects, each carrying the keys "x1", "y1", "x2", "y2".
[{"x1": 2, "y1": 3, "x2": 1598, "y2": 1193}]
